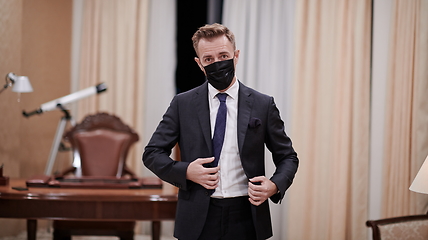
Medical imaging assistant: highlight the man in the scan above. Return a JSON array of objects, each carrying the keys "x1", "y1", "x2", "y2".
[{"x1": 143, "y1": 23, "x2": 298, "y2": 240}]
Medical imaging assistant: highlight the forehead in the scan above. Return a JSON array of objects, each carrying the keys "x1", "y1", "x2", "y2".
[{"x1": 197, "y1": 35, "x2": 234, "y2": 57}]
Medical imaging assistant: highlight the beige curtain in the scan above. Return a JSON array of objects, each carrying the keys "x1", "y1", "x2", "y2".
[
  {"x1": 382, "y1": 0, "x2": 428, "y2": 217},
  {"x1": 77, "y1": 0, "x2": 149, "y2": 176},
  {"x1": 287, "y1": 0, "x2": 372, "y2": 239}
]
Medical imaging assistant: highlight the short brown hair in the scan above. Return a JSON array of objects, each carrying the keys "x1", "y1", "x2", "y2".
[{"x1": 192, "y1": 23, "x2": 236, "y2": 56}]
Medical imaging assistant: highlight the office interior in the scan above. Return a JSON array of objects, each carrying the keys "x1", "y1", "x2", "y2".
[{"x1": 0, "y1": 0, "x2": 427, "y2": 239}]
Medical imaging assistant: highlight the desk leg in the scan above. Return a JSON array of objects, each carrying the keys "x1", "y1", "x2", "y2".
[
  {"x1": 152, "y1": 221, "x2": 161, "y2": 240},
  {"x1": 27, "y1": 219, "x2": 37, "y2": 240}
]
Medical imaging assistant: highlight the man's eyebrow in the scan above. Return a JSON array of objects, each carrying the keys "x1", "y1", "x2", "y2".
[
  {"x1": 201, "y1": 51, "x2": 231, "y2": 59},
  {"x1": 202, "y1": 53, "x2": 213, "y2": 58}
]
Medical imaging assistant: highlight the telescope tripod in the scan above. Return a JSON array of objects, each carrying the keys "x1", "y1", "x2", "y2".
[{"x1": 44, "y1": 105, "x2": 76, "y2": 176}]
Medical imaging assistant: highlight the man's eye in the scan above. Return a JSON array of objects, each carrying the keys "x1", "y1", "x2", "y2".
[
  {"x1": 205, "y1": 58, "x2": 212, "y2": 63},
  {"x1": 221, "y1": 55, "x2": 228, "y2": 59}
]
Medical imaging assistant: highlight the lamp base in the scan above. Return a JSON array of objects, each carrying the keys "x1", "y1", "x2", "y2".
[{"x1": 0, "y1": 176, "x2": 9, "y2": 186}]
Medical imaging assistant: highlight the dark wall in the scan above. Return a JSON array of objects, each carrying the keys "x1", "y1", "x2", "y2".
[
  {"x1": 175, "y1": 0, "x2": 207, "y2": 94},
  {"x1": 175, "y1": 0, "x2": 223, "y2": 94}
]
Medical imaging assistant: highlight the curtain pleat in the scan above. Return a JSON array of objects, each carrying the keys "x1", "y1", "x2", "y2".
[
  {"x1": 382, "y1": 0, "x2": 428, "y2": 218},
  {"x1": 287, "y1": 1, "x2": 371, "y2": 239},
  {"x1": 76, "y1": 0, "x2": 177, "y2": 177},
  {"x1": 77, "y1": 0, "x2": 150, "y2": 176}
]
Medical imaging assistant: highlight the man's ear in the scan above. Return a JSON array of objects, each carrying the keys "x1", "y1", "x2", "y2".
[
  {"x1": 195, "y1": 57, "x2": 206, "y2": 75},
  {"x1": 234, "y1": 50, "x2": 240, "y2": 65}
]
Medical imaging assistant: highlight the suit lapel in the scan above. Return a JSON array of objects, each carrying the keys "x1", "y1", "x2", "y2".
[
  {"x1": 192, "y1": 81, "x2": 253, "y2": 155},
  {"x1": 193, "y1": 82, "x2": 212, "y2": 153},
  {"x1": 237, "y1": 81, "x2": 253, "y2": 153}
]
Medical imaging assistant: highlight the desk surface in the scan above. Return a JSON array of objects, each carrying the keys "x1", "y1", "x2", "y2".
[{"x1": 0, "y1": 178, "x2": 178, "y2": 221}]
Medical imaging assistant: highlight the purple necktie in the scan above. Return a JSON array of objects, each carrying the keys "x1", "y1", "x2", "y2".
[{"x1": 212, "y1": 93, "x2": 228, "y2": 167}]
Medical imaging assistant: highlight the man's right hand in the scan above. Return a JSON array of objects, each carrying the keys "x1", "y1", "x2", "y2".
[{"x1": 186, "y1": 157, "x2": 219, "y2": 189}]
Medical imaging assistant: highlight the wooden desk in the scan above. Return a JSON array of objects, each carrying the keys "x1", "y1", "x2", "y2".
[{"x1": 0, "y1": 179, "x2": 177, "y2": 240}]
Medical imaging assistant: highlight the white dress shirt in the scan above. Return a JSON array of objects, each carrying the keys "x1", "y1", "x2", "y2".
[{"x1": 208, "y1": 80, "x2": 248, "y2": 198}]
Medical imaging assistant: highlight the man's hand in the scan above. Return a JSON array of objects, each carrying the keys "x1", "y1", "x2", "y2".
[
  {"x1": 248, "y1": 176, "x2": 278, "y2": 206},
  {"x1": 186, "y1": 157, "x2": 220, "y2": 189}
]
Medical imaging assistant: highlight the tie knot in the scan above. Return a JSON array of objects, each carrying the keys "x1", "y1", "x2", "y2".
[{"x1": 217, "y1": 93, "x2": 228, "y2": 102}]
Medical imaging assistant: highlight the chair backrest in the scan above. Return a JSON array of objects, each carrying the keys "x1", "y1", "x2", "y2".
[
  {"x1": 64, "y1": 112, "x2": 139, "y2": 177},
  {"x1": 366, "y1": 214, "x2": 428, "y2": 240}
]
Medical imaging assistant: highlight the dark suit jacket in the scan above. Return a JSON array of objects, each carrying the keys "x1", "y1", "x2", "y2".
[{"x1": 143, "y1": 81, "x2": 298, "y2": 240}]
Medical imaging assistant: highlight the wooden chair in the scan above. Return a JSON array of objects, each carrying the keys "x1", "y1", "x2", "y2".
[
  {"x1": 53, "y1": 112, "x2": 139, "y2": 240},
  {"x1": 366, "y1": 213, "x2": 428, "y2": 240}
]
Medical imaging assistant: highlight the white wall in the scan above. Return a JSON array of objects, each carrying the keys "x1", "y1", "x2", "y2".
[{"x1": 368, "y1": 0, "x2": 392, "y2": 239}]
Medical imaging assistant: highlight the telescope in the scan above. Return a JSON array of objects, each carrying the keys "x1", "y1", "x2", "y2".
[
  {"x1": 23, "y1": 83, "x2": 107, "y2": 117},
  {"x1": 21, "y1": 83, "x2": 108, "y2": 175}
]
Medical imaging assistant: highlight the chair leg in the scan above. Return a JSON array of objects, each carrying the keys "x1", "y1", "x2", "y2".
[
  {"x1": 119, "y1": 235, "x2": 134, "y2": 240},
  {"x1": 152, "y1": 221, "x2": 161, "y2": 240},
  {"x1": 27, "y1": 219, "x2": 37, "y2": 240},
  {"x1": 53, "y1": 229, "x2": 71, "y2": 240},
  {"x1": 118, "y1": 231, "x2": 134, "y2": 240}
]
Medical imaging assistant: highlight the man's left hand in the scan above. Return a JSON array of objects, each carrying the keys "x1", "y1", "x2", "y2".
[{"x1": 248, "y1": 176, "x2": 278, "y2": 206}]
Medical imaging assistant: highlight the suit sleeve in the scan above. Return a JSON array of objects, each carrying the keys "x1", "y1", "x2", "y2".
[
  {"x1": 265, "y1": 96, "x2": 299, "y2": 203},
  {"x1": 142, "y1": 96, "x2": 190, "y2": 190}
]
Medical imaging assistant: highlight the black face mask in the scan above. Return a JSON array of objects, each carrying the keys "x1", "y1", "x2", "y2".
[{"x1": 204, "y1": 58, "x2": 235, "y2": 91}]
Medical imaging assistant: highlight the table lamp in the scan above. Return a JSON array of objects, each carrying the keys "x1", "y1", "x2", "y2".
[
  {"x1": 0, "y1": 73, "x2": 34, "y2": 97},
  {"x1": 409, "y1": 155, "x2": 428, "y2": 194}
]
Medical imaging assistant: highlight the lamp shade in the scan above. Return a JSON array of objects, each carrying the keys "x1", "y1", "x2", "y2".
[
  {"x1": 409, "y1": 155, "x2": 428, "y2": 194},
  {"x1": 12, "y1": 76, "x2": 33, "y2": 93}
]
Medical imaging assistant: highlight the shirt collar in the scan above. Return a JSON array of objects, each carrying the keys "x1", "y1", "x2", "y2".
[{"x1": 208, "y1": 79, "x2": 239, "y2": 100}]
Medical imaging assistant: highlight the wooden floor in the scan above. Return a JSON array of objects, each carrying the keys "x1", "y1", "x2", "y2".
[{"x1": 0, "y1": 229, "x2": 177, "y2": 240}]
